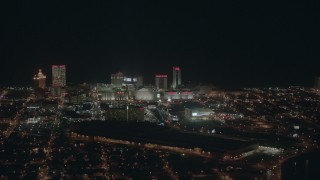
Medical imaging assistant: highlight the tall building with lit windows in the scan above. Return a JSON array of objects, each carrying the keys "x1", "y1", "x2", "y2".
[
  {"x1": 52, "y1": 65, "x2": 66, "y2": 87},
  {"x1": 33, "y1": 69, "x2": 46, "y2": 89},
  {"x1": 172, "y1": 66, "x2": 181, "y2": 89},
  {"x1": 155, "y1": 74, "x2": 167, "y2": 90},
  {"x1": 111, "y1": 72, "x2": 124, "y2": 87}
]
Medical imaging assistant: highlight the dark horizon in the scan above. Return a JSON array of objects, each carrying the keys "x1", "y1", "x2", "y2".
[{"x1": 1, "y1": 1, "x2": 320, "y2": 88}]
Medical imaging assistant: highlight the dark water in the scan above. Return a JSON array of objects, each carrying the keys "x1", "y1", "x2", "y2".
[{"x1": 281, "y1": 150, "x2": 320, "y2": 180}]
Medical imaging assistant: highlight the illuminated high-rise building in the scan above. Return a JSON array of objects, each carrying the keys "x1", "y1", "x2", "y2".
[
  {"x1": 172, "y1": 66, "x2": 181, "y2": 89},
  {"x1": 33, "y1": 69, "x2": 46, "y2": 89},
  {"x1": 136, "y1": 76, "x2": 143, "y2": 87},
  {"x1": 123, "y1": 75, "x2": 144, "y2": 88},
  {"x1": 111, "y1": 72, "x2": 124, "y2": 87},
  {"x1": 155, "y1": 74, "x2": 167, "y2": 90},
  {"x1": 52, "y1": 65, "x2": 66, "y2": 87}
]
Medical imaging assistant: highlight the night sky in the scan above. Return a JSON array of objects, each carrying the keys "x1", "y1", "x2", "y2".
[{"x1": 1, "y1": 1, "x2": 320, "y2": 88}]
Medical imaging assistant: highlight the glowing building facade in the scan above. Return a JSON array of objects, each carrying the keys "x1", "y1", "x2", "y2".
[
  {"x1": 136, "y1": 76, "x2": 143, "y2": 87},
  {"x1": 185, "y1": 108, "x2": 214, "y2": 121},
  {"x1": 52, "y1": 65, "x2": 66, "y2": 87},
  {"x1": 111, "y1": 72, "x2": 143, "y2": 88},
  {"x1": 111, "y1": 72, "x2": 124, "y2": 87},
  {"x1": 33, "y1": 69, "x2": 46, "y2": 89},
  {"x1": 172, "y1": 66, "x2": 181, "y2": 89},
  {"x1": 164, "y1": 91, "x2": 193, "y2": 100},
  {"x1": 135, "y1": 88, "x2": 155, "y2": 101},
  {"x1": 96, "y1": 84, "x2": 128, "y2": 101},
  {"x1": 155, "y1": 74, "x2": 168, "y2": 90}
]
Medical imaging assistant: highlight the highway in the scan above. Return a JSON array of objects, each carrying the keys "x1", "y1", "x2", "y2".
[{"x1": 69, "y1": 132, "x2": 214, "y2": 158}]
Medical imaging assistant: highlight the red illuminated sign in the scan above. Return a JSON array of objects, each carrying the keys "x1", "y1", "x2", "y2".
[
  {"x1": 52, "y1": 65, "x2": 65, "y2": 68},
  {"x1": 155, "y1": 75, "x2": 167, "y2": 78},
  {"x1": 173, "y1": 67, "x2": 180, "y2": 71}
]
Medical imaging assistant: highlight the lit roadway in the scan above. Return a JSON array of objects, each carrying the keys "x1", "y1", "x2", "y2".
[
  {"x1": 158, "y1": 153, "x2": 179, "y2": 179},
  {"x1": 38, "y1": 115, "x2": 60, "y2": 179},
  {"x1": 4, "y1": 106, "x2": 23, "y2": 138},
  {"x1": 69, "y1": 132, "x2": 213, "y2": 159}
]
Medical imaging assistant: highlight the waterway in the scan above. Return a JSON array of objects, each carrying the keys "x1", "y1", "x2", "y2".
[{"x1": 281, "y1": 150, "x2": 320, "y2": 180}]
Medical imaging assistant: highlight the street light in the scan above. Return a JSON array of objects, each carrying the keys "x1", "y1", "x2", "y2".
[{"x1": 127, "y1": 105, "x2": 129, "y2": 122}]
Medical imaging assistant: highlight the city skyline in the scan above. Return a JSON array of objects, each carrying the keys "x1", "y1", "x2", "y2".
[
  {"x1": 2, "y1": 1, "x2": 320, "y2": 179},
  {"x1": 2, "y1": 63, "x2": 319, "y2": 90}
]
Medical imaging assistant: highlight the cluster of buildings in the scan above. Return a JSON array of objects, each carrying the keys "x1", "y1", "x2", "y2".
[
  {"x1": 96, "y1": 66, "x2": 194, "y2": 102},
  {"x1": 33, "y1": 65, "x2": 66, "y2": 98},
  {"x1": 33, "y1": 65, "x2": 194, "y2": 102}
]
